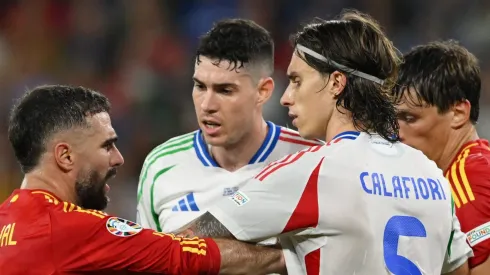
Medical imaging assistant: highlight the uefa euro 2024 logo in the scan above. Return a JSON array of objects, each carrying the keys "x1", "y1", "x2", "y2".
[{"x1": 106, "y1": 217, "x2": 143, "y2": 237}]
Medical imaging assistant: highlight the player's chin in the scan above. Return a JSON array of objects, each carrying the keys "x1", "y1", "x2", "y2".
[
  {"x1": 97, "y1": 192, "x2": 110, "y2": 210},
  {"x1": 295, "y1": 124, "x2": 308, "y2": 138},
  {"x1": 298, "y1": 127, "x2": 318, "y2": 140},
  {"x1": 79, "y1": 192, "x2": 109, "y2": 211},
  {"x1": 202, "y1": 132, "x2": 227, "y2": 146}
]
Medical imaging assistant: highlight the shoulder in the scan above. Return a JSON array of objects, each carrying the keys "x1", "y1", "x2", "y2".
[
  {"x1": 398, "y1": 141, "x2": 441, "y2": 169},
  {"x1": 466, "y1": 140, "x2": 490, "y2": 167},
  {"x1": 142, "y1": 131, "x2": 198, "y2": 170},
  {"x1": 462, "y1": 154, "x2": 490, "y2": 176},
  {"x1": 446, "y1": 141, "x2": 490, "y2": 207},
  {"x1": 276, "y1": 126, "x2": 324, "y2": 148},
  {"x1": 446, "y1": 153, "x2": 490, "y2": 198},
  {"x1": 138, "y1": 132, "x2": 199, "y2": 202},
  {"x1": 47, "y1": 202, "x2": 144, "y2": 244},
  {"x1": 450, "y1": 140, "x2": 490, "y2": 177},
  {"x1": 314, "y1": 131, "x2": 363, "y2": 156},
  {"x1": 28, "y1": 191, "x2": 110, "y2": 228},
  {"x1": 255, "y1": 144, "x2": 326, "y2": 182},
  {"x1": 260, "y1": 124, "x2": 323, "y2": 162}
]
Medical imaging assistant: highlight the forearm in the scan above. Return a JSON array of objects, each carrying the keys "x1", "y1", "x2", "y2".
[
  {"x1": 179, "y1": 212, "x2": 234, "y2": 239},
  {"x1": 178, "y1": 212, "x2": 287, "y2": 274},
  {"x1": 471, "y1": 256, "x2": 490, "y2": 275},
  {"x1": 214, "y1": 238, "x2": 287, "y2": 275}
]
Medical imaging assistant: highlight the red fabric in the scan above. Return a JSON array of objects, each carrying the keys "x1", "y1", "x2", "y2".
[
  {"x1": 0, "y1": 189, "x2": 221, "y2": 274},
  {"x1": 446, "y1": 139, "x2": 490, "y2": 268}
]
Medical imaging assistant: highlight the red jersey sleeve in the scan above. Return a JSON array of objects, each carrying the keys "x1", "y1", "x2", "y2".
[
  {"x1": 49, "y1": 203, "x2": 221, "y2": 274},
  {"x1": 447, "y1": 152, "x2": 490, "y2": 268}
]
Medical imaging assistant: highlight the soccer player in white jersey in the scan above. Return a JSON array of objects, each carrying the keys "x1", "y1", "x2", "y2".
[
  {"x1": 137, "y1": 18, "x2": 323, "y2": 234},
  {"x1": 178, "y1": 11, "x2": 473, "y2": 275}
]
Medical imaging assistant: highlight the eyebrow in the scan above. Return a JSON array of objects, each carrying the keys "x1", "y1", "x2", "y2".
[
  {"x1": 192, "y1": 77, "x2": 204, "y2": 85},
  {"x1": 395, "y1": 109, "x2": 421, "y2": 118},
  {"x1": 192, "y1": 77, "x2": 239, "y2": 89},
  {"x1": 101, "y1": 136, "x2": 118, "y2": 148}
]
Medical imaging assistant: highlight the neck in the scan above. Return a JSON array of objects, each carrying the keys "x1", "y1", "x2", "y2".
[
  {"x1": 438, "y1": 124, "x2": 479, "y2": 171},
  {"x1": 325, "y1": 110, "x2": 358, "y2": 142},
  {"x1": 21, "y1": 167, "x2": 77, "y2": 204},
  {"x1": 211, "y1": 120, "x2": 268, "y2": 172}
]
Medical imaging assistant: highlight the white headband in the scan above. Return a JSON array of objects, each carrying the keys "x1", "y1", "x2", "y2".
[{"x1": 296, "y1": 44, "x2": 385, "y2": 85}]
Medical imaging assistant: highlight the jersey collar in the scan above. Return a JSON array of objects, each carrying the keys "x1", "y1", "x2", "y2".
[
  {"x1": 193, "y1": 121, "x2": 281, "y2": 167},
  {"x1": 16, "y1": 188, "x2": 65, "y2": 204},
  {"x1": 330, "y1": 131, "x2": 361, "y2": 142}
]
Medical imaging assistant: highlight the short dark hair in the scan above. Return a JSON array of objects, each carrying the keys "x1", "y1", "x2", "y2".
[
  {"x1": 196, "y1": 18, "x2": 274, "y2": 76},
  {"x1": 8, "y1": 85, "x2": 111, "y2": 173},
  {"x1": 291, "y1": 10, "x2": 401, "y2": 142},
  {"x1": 393, "y1": 40, "x2": 481, "y2": 123}
]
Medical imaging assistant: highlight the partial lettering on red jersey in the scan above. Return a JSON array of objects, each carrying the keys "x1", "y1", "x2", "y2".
[
  {"x1": 0, "y1": 189, "x2": 220, "y2": 274},
  {"x1": 445, "y1": 139, "x2": 490, "y2": 268}
]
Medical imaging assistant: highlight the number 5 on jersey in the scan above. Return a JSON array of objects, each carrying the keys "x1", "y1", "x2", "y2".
[{"x1": 383, "y1": 215, "x2": 427, "y2": 275}]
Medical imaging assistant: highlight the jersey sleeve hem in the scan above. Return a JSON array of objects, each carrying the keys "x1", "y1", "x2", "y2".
[
  {"x1": 446, "y1": 252, "x2": 472, "y2": 274},
  {"x1": 208, "y1": 207, "x2": 252, "y2": 241},
  {"x1": 203, "y1": 238, "x2": 222, "y2": 275}
]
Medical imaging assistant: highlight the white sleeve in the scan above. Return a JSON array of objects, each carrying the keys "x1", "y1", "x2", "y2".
[
  {"x1": 136, "y1": 157, "x2": 161, "y2": 230},
  {"x1": 208, "y1": 150, "x2": 324, "y2": 242},
  {"x1": 441, "y1": 203, "x2": 473, "y2": 274}
]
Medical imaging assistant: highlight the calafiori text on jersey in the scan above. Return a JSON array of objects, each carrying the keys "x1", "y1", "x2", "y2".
[{"x1": 360, "y1": 172, "x2": 448, "y2": 200}]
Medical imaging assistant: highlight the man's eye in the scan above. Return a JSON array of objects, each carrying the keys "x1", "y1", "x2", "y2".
[
  {"x1": 398, "y1": 114, "x2": 417, "y2": 123},
  {"x1": 194, "y1": 83, "x2": 206, "y2": 91},
  {"x1": 220, "y1": 89, "x2": 232, "y2": 94},
  {"x1": 290, "y1": 79, "x2": 301, "y2": 86}
]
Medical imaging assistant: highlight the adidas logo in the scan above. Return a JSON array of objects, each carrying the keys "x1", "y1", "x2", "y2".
[{"x1": 171, "y1": 193, "x2": 200, "y2": 212}]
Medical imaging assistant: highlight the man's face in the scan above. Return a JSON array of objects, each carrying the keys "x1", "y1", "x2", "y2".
[
  {"x1": 74, "y1": 112, "x2": 124, "y2": 210},
  {"x1": 396, "y1": 88, "x2": 453, "y2": 165},
  {"x1": 192, "y1": 56, "x2": 261, "y2": 147},
  {"x1": 280, "y1": 52, "x2": 335, "y2": 140}
]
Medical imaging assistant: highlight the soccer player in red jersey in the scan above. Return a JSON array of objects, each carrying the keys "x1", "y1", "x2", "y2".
[
  {"x1": 0, "y1": 85, "x2": 285, "y2": 274},
  {"x1": 393, "y1": 40, "x2": 490, "y2": 274}
]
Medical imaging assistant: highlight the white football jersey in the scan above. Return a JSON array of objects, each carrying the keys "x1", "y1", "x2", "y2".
[
  {"x1": 208, "y1": 131, "x2": 473, "y2": 275},
  {"x1": 136, "y1": 121, "x2": 324, "y2": 233}
]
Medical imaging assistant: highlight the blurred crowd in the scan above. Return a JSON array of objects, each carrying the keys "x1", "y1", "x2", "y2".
[{"x1": 1, "y1": 0, "x2": 490, "y2": 219}]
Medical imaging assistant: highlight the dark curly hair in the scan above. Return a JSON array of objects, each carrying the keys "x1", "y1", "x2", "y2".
[
  {"x1": 291, "y1": 10, "x2": 402, "y2": 142},
  {"x1": 393, "y1": 40, "x2": 480, "y2": 124},
  {"x1": 8, "y1": 85, "x2": 111, "y2": 173},
  {"x1": 196, "y1": 18, "x2": 274, "y2": 76}
]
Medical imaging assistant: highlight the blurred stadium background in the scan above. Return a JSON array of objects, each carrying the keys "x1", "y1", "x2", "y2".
[{"x1": 1, "y1": 0, "x2": 490, "y2": 220}]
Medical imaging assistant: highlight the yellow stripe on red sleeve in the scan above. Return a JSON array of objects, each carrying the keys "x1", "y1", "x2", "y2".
[
  {"x1": 152, "y1": 232, "x2": 208, "y2": 256},
  {"x1": 458, "y1": 149, "x2": 476, "y2": 202},
  {"x1": 446, "y1": 170, "x2": 462, "y2": 208},
  {"x1": 446, "y1": 143, "x2": 478, "y2": 208},
  {"x1": 450, "y1": 160, "x2": 468, "y2": 206}
]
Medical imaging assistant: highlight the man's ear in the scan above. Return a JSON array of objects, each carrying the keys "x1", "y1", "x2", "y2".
[
  {"x1": 54, "y1": 143, "x2": 75, "y2": 171},
  {"x1": 450, "y1": 100, "x2": 471, "y2": 129},
  {"x1": 257, "y1": 77, "x2": 274, "y2": 106},
  {"x1": 330, "y1": 71, "x2": 347, "y2": 98}
]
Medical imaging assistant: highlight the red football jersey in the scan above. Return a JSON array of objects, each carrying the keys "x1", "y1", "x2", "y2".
[
  {"x1": 446, "y1": 139, "x2": 490, "y2": 268},
  {"x1": 0, "y1": 189, "x2": 221, "y2": 274}
]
